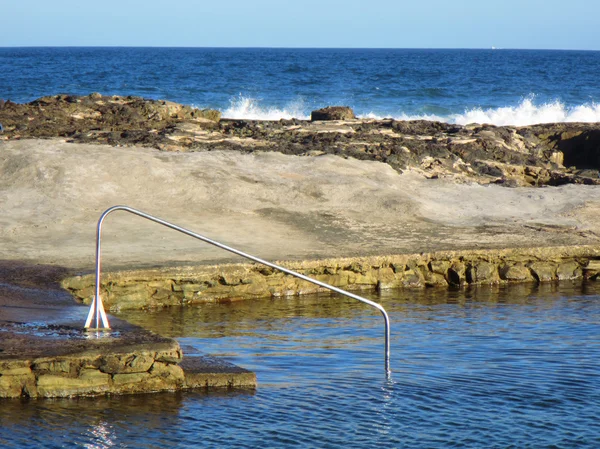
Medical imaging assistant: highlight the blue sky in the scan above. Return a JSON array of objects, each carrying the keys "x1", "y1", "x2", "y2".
[{"x1": 1, "y1": 0, "x2": 598, "y2": 50}]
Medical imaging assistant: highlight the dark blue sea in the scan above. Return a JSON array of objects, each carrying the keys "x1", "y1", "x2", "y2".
[{"x1": 2, "y1": 47, "x2": 600, "y2": 125}]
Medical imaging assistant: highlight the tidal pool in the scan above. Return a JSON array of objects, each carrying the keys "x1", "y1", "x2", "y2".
[{"x1": 1, "y1": 282, "x2": 599, "y2": 448}]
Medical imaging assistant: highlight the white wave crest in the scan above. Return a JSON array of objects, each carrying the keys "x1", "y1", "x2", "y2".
[
  {"x1": 361, "y1": 98, "x2": 600, "y2": 126},
  {"x1": 361, "y1": 111, "x2": 446, "y2": 122},
  {"x1": 452, "y1": 98, "x2": 600, "y2": 126},
  {"x1": 223, "y1": 95, "x2": 309, "y2": 120},
  {"x1": 216, "y1": 95, "x2": 600, "y2": 126}
]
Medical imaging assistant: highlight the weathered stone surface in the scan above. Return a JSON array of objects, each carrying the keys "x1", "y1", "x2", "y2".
[
  {"x1": 149, "y1": 362, "x2": 185, "y2": 387},
  {"x1": 180, "y1": 356, "x2": 256, "y2": 390},
  {"x1": 37, "y1": 370, "x2": 110, "y2": 397},
  {"x1": 0, "y1": 290, "x2": 256, "y2": 398},
  {"x1": 112, "y1": 372, "x2": 151, "y2": 386},
  {"x1": 99, "y1": 352, "x2": 155, "y2": 374},
  {"x1": 0, "y1": 360, "x2": 32, "y2": 376},
  {"x1": 186, "y1": 372, "x2": 257, "y2": 389},
  {"x1": 311, "y1": 106, "x2": 356, "y2": 121},
  {"x1": 528, "y1": 262, "x2": 557, "y2": 282},
  {"x1": 401, "y1": 268, "x2": 424, "y2": 288},
  {"x1": 423, "y1": 272, "x2": 448, "y2": 287},
  {"x1": 32, "y1": 358, "x2": 78, "y2": 374},
  {"x1": 0, "y1": 373, "x2": 36, "y2": 398},
  {"x1": 557, "y1": 262, "x2": 582, "y2": 280},
  {"x1": 61, "y1": 247, "x2": 598, "y2": 310},
  {"x1": 429, "y1": 260, "x2": 451, "y2": 276},
  {"x1": 467, "y1": 262, "x2": 499, "y2": 284},
  {"x1": 155, "y1": 348, "x2": 183, "y2": 364},
  {"x1": 583, "y1": 260, "x2": 600, "y2": 279},
  {"x1": 499, "y1": 264, "x2": 534, "y2": 281}
]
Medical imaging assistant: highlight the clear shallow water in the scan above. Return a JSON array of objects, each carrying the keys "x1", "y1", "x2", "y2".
[
  {"x1": 1, "y1": 282, "x2": 599, "y2": 448},
  {"x1": 2, "y1": 47, "x2": 600, "y2": 124}
]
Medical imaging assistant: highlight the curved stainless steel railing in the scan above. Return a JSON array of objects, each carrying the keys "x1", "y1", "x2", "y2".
[{"x1": 85, "y1": 205, "x2": 391, "y2": 375}]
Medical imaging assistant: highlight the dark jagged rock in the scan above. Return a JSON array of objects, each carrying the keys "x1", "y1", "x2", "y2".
[
  {"x1": 1, "y1": 94, "x2": 599, "y2": 187},
  {"x1": 311, "y1": 106, "x2": 356, "y2": 121}
]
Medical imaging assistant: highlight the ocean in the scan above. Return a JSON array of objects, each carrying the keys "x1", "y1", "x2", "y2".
[{"x1": 2, "y1": 47, "x2": 600, "y2": 125}]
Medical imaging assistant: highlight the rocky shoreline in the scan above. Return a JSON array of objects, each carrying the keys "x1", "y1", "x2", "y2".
[
  {"x1": 1, "y1": 94, "x2": 600, "y2": 399},
  {"x1": 1, "y1": 94, "x2": 599, "y2": 187}
]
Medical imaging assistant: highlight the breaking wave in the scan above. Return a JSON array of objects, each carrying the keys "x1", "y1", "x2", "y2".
[
  {"x1": 222, "y1": 95, "x2": 310, "y2": 120},
  {"x1": 451, "y1": 98, "x2": 600, "y2": 126},
  {"x1": 364, "y1": 98, "x2": 600, "y2": 126},
  {"x1": 219, "y1": 95, "x2": 600, "y2": 126}
]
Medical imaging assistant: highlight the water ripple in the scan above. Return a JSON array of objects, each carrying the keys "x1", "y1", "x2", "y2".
[{"x1": 1, "y1": 283, "x2": 599, "y2": 448}]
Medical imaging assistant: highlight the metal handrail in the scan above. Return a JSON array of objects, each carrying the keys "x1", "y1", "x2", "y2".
[{"x1": 84, "y1": 205, "x2": 391, "y2": 375}]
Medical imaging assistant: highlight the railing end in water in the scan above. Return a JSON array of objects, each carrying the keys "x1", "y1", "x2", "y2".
[{"x1": 85, "y1": 205, "x2": 391, "y2": 374}]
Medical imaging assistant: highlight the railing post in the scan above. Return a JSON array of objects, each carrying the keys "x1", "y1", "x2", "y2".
[{"x1": 84, "y1": 205, "x2": 391, "y2": 375}]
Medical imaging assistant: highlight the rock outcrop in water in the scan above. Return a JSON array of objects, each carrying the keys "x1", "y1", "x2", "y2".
[
  {"x1": 1, "y1": 94, "x2": 599, "y2": 187},
  {"x1": 310, "y1": 106, "x2": 356, "y2": 121}
]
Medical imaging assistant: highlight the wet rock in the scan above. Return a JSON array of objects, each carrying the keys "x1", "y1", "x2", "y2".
[
  {"x1": 447, "y1": 262, "x2": 467, "y2": 286},
  {"x1": 149, "y1": 361, "x2": 185, "y2": 383},
  {"x1": 311, "y1": 106, "x2": 356, "y2": 121},
  {"x1": 528, "y1": 262, "x2": 557, "y2": 282},
  {"x1": 376, "y1": 267, "x2": 401, "y2": 290},
  {"x1": 0, "y1": 314, "x2": 254, "y2": 398},
  {"x1": 0, "y1": 372, "x2": 36, "y2": 398},
  {"x1": 467, "y1": 262, "x2": 499, "y2": 284},
  {"x1": 62, "y1": 249, "x2": 598, "y2": 309},
  {"x1": 499, "y1": 264, "x2": 534, "y2": 281},
  {"x1": 424, "y1": 271, "x2": 448, "y2": 287},
  {"x1": 583, "y1": 260, "x2": 600, "y2": 280},
  {"x1": 401, "y1": 268, "x2": 424, "y2": 288},
  {"x1": 113, "y1": 372, "x2": 150, "y2": 386},
  {"x1": 557, "y1": 261, "x2": 582, "y2": 280},
  {"x1": 36, "y1": 371, "x2": 111, "y2": 397},
  {"x1": 429, "y1": 260, "x2": 451, "y2": 276}
]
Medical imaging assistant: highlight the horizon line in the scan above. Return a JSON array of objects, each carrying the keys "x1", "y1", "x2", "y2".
[{"x1": 1, "y1": 45, "x2": 598, "y2": 52}]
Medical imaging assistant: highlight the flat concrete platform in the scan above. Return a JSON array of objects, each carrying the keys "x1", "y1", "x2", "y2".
[{"x1": 0, "y1": 280, "x2": 256, "y2": 399}]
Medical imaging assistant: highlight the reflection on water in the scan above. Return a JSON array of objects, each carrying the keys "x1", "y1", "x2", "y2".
[{"x1": 1, "y1": 282, "x2": 599, "y2": 448}]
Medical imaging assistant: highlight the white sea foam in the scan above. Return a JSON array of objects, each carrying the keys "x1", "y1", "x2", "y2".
[
  {"x1": 222, "y1": 95, "x2": 310, "y2": 120},
  {"x1": 362, "y1": 98, "x2": 600, "y2": 126},
  {"x1": 451, "y1": 98, "x2": 600, "y2": 126},
  {"x1": 218, "y1": 95, "x2": 600, "y2": 126},
  {"x1": 361, "y1": 111, "x2": 446, "y2": 122}
]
